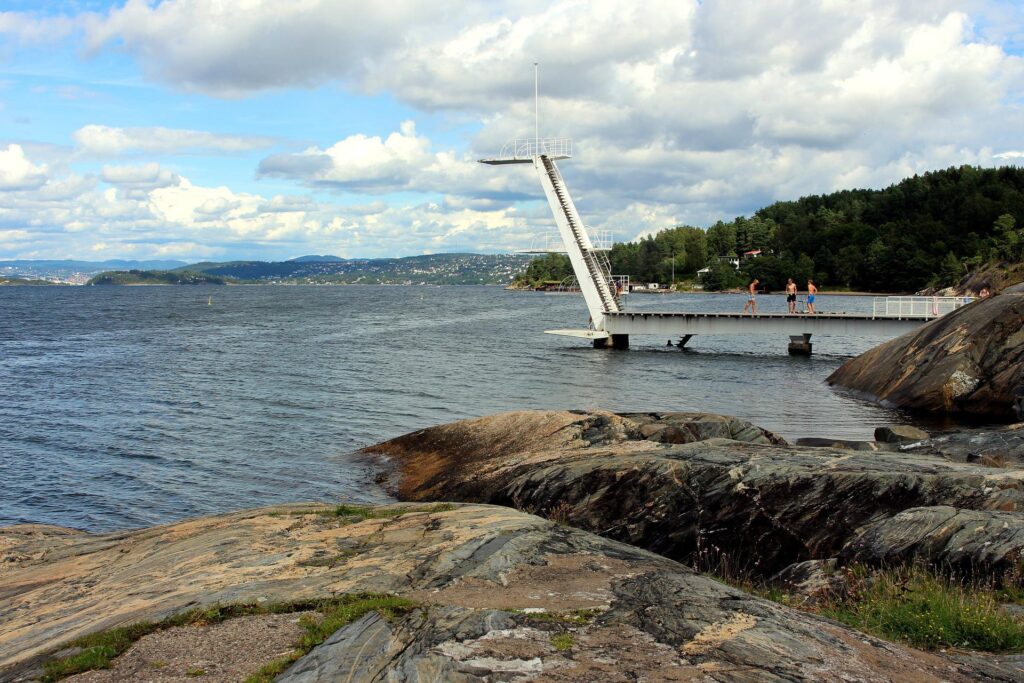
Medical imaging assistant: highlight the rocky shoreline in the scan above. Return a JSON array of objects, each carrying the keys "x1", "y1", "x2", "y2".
[
  {"x1": 828, "y1": 283, "x2": 1024, "y2": 420},
  {"x1": 366, "y1": 411, "x2": 1024, "y2": 584},
  {"x1": 1, "y1": 409, "x2": 1021, "y2": 682}
]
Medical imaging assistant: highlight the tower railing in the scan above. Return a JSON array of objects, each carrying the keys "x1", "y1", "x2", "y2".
[{"x1": 498, "y1": 137, "x2": 573, "y2": 161}]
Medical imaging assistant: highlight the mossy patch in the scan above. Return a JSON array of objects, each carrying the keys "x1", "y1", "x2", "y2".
[
  {"x1": 550, "y1": 632, "x2": 575, "y2": 651},
  {"x1": 332, "y1": 503, "x2": 455, "y2": 523},
  {"x1": 510, "y1": 608, "x2": 602, "y2": 625}
]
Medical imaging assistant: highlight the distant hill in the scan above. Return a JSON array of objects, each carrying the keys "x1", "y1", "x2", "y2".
[
  {"x1": 82, "y1": 253, "x2": 533, "y2": 286},
  {"x1": 0, "y1": 276, "x2": 61, "y2": 286},
  {"x1": 178, "y1": 253, "x2": 533, "y2": 285},
  {"x1": 288, "y1": 254, "x2": 346, "y2": 263},
  {"x1": 88, "y1": 270, "x2": 229, "y2": 286}
]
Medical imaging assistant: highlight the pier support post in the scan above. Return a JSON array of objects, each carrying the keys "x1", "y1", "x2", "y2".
[
  {"x1": 611, "y1": 334, "x2": 629, "y2": 350},
  {"x1": 788, "y1": 333, "x2": 812, "y2": 356}
]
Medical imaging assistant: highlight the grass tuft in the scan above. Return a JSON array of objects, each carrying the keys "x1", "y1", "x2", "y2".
[
  {"x1": 332, "y1": 503, "x2": 455, "y2": 522},
  {"x1": 550, "y1": 633, "x2": 575, "y2": 651}
]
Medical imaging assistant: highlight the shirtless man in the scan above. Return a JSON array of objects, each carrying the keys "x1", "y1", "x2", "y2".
[
  {"x1": 743, "y1": 279, "x2": 759, "y2": 314},
  {"x1": 806, "y1": 279, "x2": 818, "y2": 314},
  {"x1": 785, "y1": 278, "x2": 797, "y2": 314}
]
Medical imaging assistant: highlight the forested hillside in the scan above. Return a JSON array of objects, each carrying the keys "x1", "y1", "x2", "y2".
[{"x1": 515, "y1": 165, "x2": 1024, "y2": 292}]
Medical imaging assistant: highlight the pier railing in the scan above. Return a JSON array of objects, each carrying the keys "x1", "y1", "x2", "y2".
[
  {"x1": 497, "y1": 137, "x2": 573, "y2": 160},
  {"x1": 872, "y1": 296, "x2": 968, "y2": 319}
]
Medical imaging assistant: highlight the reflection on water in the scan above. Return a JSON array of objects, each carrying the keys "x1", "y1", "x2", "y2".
[{"x1": 1, "y1": 286, "x2": 929, "y2": 531}]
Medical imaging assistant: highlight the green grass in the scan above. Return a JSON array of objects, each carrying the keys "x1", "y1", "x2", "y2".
[
  {"x1": 41, "y1": 621, "x2": 157, "y2": 681},
  {"x1": 818, "y1": 567, "x2": 1024, "y2": 652},
  {"x1": 550, "y1": 633, "x2": 575, "y2": 651},
  {"x1": 332, "y1": 503, "x2": 455, "y2": 522},
  {"x1": 744, "y1": 565, "x2": 1024, "y2": 653},
  {"x1": 268, "y1": 503, "x2": 456, "y2": 521},
  {"x1": 42, "y1": 595, "x2": 418, "y2": 682}
]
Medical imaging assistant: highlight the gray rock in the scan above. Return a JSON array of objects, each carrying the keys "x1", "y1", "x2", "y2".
[
  {"x1": 371, "y1": 410, "x2": 1024, "y2": 580},
  {"x1": 3, "y1": 502, "x2": 1003, "y2": 682},
  {"x1": 795, "y1": 437, "x2": 895, "y2": 451},
  {"x1": 828, "y1": 286, "x2": 1024, "y2": 419},
  {"x1": 902, "y1": 423, "x2": 1024, "y2": 466},
  {"x1": 875, "y1": 425, "x2": 931, "y2": 443},
  {"x1": 841, "y1": 506, "x2": 1024, "y2": 580},
  {"x1": 770, "y1": 559, "x2": 847, "y2": 605}
]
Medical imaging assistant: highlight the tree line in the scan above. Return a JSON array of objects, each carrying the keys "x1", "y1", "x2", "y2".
[{"x1": 514, "y1": 165, "x2": 1024, "y2": 292}]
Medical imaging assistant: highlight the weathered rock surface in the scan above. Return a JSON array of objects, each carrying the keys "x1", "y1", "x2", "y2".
[
  {"x1": 369, "y1": 410, "x2": 1024, "y2": 580},
  {"x1": 902, "y1": 422, "x2": 1024, "y2": 467},
  {"x1": 875, "y1": 425, "x2": 931, "y2": 443},
  {"x1": 841, "y1": 506, "x2": 1024, "y2": 575},
  {"x1": 827, "y1": 284, "x2": 1024, "y2": 419},
  {"x1": 1, "y1": 503, "x2": 1002, "y2": 682}
]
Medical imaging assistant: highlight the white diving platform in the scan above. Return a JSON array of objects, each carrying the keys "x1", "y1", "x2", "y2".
[{"x1": 602, "y1": 310, "x2": 926, "y2": 337}]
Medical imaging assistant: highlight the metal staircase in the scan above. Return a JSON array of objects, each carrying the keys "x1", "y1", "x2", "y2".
[{"x1": 538, "y1": 155, "x2": 621, "y2": 317}]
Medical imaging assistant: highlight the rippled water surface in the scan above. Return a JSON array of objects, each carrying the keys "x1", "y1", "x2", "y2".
[{"x1": 1, "y1": 285, "x2": 919, "y2": 531}]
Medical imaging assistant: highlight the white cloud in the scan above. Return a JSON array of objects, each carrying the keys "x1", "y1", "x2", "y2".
[
  {"x1": 74, "y1": 125, "x2": 275, "y2": 156},
  {"x1": 101, "y1": 163, "x2": 180, "y2": 190},
  {"x1": 0, "y1": 145, "x2": 539, "y2": 260},
  {"x1": 81, "y1": 0, "x2": 448, "y2": 96},
  {"x1": 3, "y1": 1, "x2": 1024, "y2": 258},
  {"x1": 0, "y1": 11, "x2": 76, "y2": 44},
  {"x1": 0, "y1": 144, "x2": 49, "y2": 190},
  {"x1": 259, "y1": 120, "x2": 531, "y2": 199}
]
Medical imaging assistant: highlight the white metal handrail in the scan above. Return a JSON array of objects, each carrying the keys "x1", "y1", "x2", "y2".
[
  {"x1": 589, "y1": 228, "x2": 614, "y2": 251},
  {"x1": 872, "y1": 296, "x2": 969, "y2": 319},
  {"x1": 497, "y1": 137, "x2": 573, "y2": 160}
]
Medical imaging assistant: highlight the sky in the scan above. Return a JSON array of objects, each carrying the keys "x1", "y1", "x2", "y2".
[{"x1": 0, "y1": 0, "x2": 1022, "y2": 262}]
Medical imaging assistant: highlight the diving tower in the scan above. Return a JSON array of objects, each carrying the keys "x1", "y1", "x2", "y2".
[{"x1": 482, "y1": 138, "x2": 623, "y2": 335}]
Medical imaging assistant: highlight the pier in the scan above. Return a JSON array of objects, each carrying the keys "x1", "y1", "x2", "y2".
[{"x1": 480, "y1": 84, "x2": 964, "y2": 354}]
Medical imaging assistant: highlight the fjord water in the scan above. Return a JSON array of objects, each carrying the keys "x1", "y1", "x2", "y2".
[{"x1": 2, "y1": 285, "x2": 914, "y2": 531}]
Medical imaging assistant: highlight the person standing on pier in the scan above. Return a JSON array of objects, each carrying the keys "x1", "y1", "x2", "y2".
[
  {"x1": 786, "y1": 278, "x2": 797, "y2": 314},
  {"x1": 806, "y1": 279, "x2": 818, "y2": 314},
  {"x1": 743, "y1": 279, "x2": 759, "y2": 315}
]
